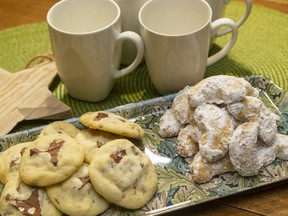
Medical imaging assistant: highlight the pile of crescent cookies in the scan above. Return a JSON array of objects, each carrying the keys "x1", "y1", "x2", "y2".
[
  {"x1": 159, "y1": 75, "x2": 288, "y2": 183},
  {"x1": 0, "y1": 112, "x2": 158, "y2": 216}
]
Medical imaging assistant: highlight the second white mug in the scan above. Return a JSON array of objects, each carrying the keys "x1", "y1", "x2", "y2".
[
  {"x1": 206, "y1": 0, "x2": 252, "y2": 36},
  {"x1": 115, "y1": 0, "x2": 251, "y2": 65},
  {"x1": 139, "y1": 0, "x2": 238, "y2": 95}
]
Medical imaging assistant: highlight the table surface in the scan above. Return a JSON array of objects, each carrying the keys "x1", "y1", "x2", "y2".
[
  {"x1": 0, "y1": 0, "x2": 287, "y2": 30},
  {"x1": 0, "y1": 0, "x2": 288, "y2": 215}
]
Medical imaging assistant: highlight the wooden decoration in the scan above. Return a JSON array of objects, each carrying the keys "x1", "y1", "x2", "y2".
[{"x1": 0, "y1": 61, "x2": 72, "y2": 136}]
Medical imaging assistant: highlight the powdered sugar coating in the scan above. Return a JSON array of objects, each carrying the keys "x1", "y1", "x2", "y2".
[
  {"x1": 177, "y1": 124, "x2": 201, "y2": 157},
  {"x1": 227, "y1": 96, "x2": 262, "y2": 121},
  {"x1": 159, "y1": 109, "x2": 184, "y2": 138},
  {"x1": 194, "y1": 104, "x2": 236, "y2": 162},
  {"x1": 172, "y1": 86, "x2": 194, "y2": 125},
  {"x1": 190, "y1": 152, "x2": 234, "y2": 183},
  {"x1": 227, "y1": 96, "x2": 278, "y2": 145},
  {"x1": 258, "y1": 106, "x2": 278, "y2": 145},
  {"x1": 188, "y1": 75, "x2": 259, "y2": 107},
  {"x1": 273, "y1": 133, "x2": 288, "y2": 160},
  {"x1": 257, "y1": 139, "x2": 277, "y2": 166},
  {"x1": 229, "y1": 122, "x2": 262, "y2": 176}
]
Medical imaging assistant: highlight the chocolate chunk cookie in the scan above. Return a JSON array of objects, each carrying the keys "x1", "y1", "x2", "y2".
[
  {"x1": 46, "y1": 163, "x2": 109, "y2": 216},
  {"x1": 80, "y1": 111, "x2": 144, "y2": 139},
  {"x1": 0, "y1": 177, "x2": 62, "y2": 216},
  {"x1": 19, "y1": 134, "x2": 84, "y2": 187},
  {"x1": 89, "y1": 139, "x2": 158, "y2": 209}
]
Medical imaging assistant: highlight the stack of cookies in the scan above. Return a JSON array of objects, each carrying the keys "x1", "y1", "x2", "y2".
[
  {"x1": 159, "y1": 75, "x2": 288, "y2": 183},
  {"x1": 0, "y1": 111, "x2": 158, "y2": 216}
]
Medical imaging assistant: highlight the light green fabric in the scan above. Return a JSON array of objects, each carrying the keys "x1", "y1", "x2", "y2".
[
  {"x1": 0, "y1": 2, "x2": 287, "y2": 132},
  {"x1": 207, "y1": 2, "x2": 288, "y2": 89}
]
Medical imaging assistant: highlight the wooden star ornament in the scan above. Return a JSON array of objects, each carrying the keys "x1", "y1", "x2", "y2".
[{"x1": 0, "y1": 61, "x2": 72, "y2": 136}]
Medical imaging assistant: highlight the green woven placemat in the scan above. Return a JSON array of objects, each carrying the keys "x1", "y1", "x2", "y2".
[{"x1": 0, "y1": 2, "x2": 287, "y2": 132}]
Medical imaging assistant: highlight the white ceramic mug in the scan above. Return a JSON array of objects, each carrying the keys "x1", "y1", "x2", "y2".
[
  {"x1": 114, "y1": 0, "x2": 148, "y2": 65},
  {"x1": 206, "y1": 0, "x2": 252, "y2": 36},
  {"x1": 47, "y1": 0, "x2": 144, "y2": 102},
  {"x1": 139, "y1": 0, "x2": 238, "y2": 95},
  {"x1": 115, "y1": 0, "x2": 250, "y2": 65}
]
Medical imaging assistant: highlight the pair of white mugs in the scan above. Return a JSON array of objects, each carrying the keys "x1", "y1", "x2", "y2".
[{"x1": 47, "y1": 0, "x2": 252, "y2": 102}]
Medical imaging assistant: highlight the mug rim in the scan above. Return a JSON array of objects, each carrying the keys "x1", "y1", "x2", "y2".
[
  {"x1": 47, "y1": 0, "x2": 121, "y2": 35},
  {"x1": 138, "y1": 0, "x2": 213, "y2": 37}
]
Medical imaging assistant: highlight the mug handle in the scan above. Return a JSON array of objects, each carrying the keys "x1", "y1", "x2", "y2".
[
  {"x1": 113, "y1": 31, "x2": 144, "y2": 79},
  {"x1": 207, "y1": 18, "x2": 238, "y2": 66},
  {"x1": 216, "y1": 0, "x2": 252, "y2": 36}
]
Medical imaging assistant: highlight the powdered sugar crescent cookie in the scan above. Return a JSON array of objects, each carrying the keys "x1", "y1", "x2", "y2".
[
  {"x1": 89, "y1": 139, "x2": 158, "y2": 209},
  {"x1": 0, "y1": 142, "x2": 31, "y2": 185},
  {"x1": 177, "y1": 124, "x2": 201, "y2": 157},
  {"x1": 241, "y1": 133, "x2": 288, "y2": 168},
  {"x1": 188, "y1": 75, "x2": 259, "y2": 107},
  {"x1": 190, "y1": 152, "x2": 235, "y2": 183},
  {"x1": 75, "y1": 128, "x2": 124, "y2": 163},
  {"x1": 159, "y1": 109, "x2": 184, "y2": 138},
  {"x1": 0, "y1": 177, "x2": 62, "y2": 216},
  {"x1": 19, "y1": 134, "x2": 84, "y2": 187},
  {"x1": 227, "y1": 96, "x2": 278, "y2": 145},
  {"x1": 272, "y1": 133, "x2": 288, "y2": 160},
  {"x1": 257, "y1": 106, "x2": 278, "y2": 145},
  {"x1": 80, "y1": 111, "x2": 144, "y2": 139},
  {"x1": 227, "y1": 96, "x2": 262, "y2": 121},
  {"x1": 46, "y1": 163, "x2": 109, "y2": 216},
  {"x1": 229, "y1": 122, "x2": 262, "y2": 176},
  {"x1": 194, "y1": 104, "x2": 236, "y2": 162},
  {"x1": 257, "y1": 139, "x2": 277, "y2": 167},
  {"x1": 39, "y1": 121, "x2": 80, "y2": 138},
  {"x1": 172, "y1": 86, "x2": 194, "y2": 124}
]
